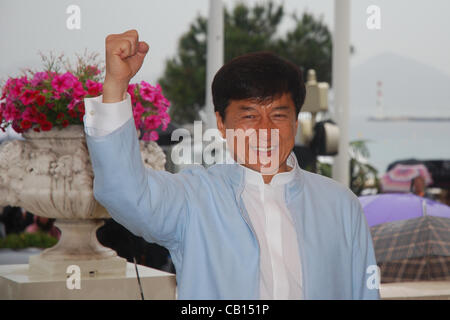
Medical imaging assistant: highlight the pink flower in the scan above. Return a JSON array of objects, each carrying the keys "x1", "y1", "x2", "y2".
[
  {"x1": 31, "y1": 72, "x2": 49, "y2": 87},
  {"x1": 143, "y1": 114, "x2": 162, "y2": 131},
  {"x1": 77, "y1": 103, "x2": 85, "y2": 114},
  {"x1": 17, "y1": 75, "x2": 29, "y2": 86},
  {"x1": 139, "y1": 82, "x2": 158, "y2": 103},
  {"x1": 72, "y1": 81, "x2": 87, "y2": 99},
  {"x1": 67, "y1": 98, "x2": 81, "y2": 111},
  {"x1": 1, "y1": 87, "x2": 7, "y2": 100},
  {"x1": 35, "y1": 94, "x2": 46, "y2": 106},
  {"x1": 22, "y1": 106, "x2": 38, "y2": 121},
  {"x1": 51, "y1": 91, "x2": 61, "y2": 100},
  {"x1": 2, "y1": 102, "x2": 21, "y2": 121},
  {"x1": 86, "y1": 80, "x2": 102, "y2": 96},
  {"x1": 20, "y1": 89, "x2": 38, "y2": 106},
  {"x1": 40, "y1": 120, "x2": 52, "y2": 131},
  {"x1": 0, "y1": 103, "x2": 5, "y2": 119},
  {"x1": 134, "y1": 117, "x2": 143, "y2": 129},
  {"x1": 37, "y1": 113, "x2": 47, "y2": 123},
  {"x1": 160, "y1": 112, "x2": 171, "y2": 131},
  {"x1": 127, "y1": 84, "x2": 137, "y2": 104},
  {"x1": 68, "y1": 109, "x2": 77, "y2": 118},
  {"x1": 132, "y1": 102, "x2": 145, "y2": 118},
  {"x1": 127, "y1": 83, "x2": 137, "y2": 95},
  {"x1": 12, "y1": 119, "x2": 24, "y2": 133},
  {"x1": 21, "y1": 119, "x2": 32, "y2": 130},
  {"x1": 51, "y1": 72, "x2": 77, "y2": 93},
  {"x1": 142, "y1": 130, "x2": 159, "y2": 141},
  {"x1": 11, "y1": 85, "x2": 23, "y2": 98},
  {"x1": 4, "y1": 78, "x2": 25, "y2": 99},
  {"x1": 156, "y1": 98, "x2": 170, "y2": 111},
  {"x1": 2, "y1": 79, "x2": 13, "y2": 99},
  {"x1": 132, "y1": 102, "x2": 145, "y2": 128}
]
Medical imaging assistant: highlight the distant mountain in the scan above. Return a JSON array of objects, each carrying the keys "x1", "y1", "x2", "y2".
[{"x1": 350, "y1": 52, "x2": 450, "y2": 118}]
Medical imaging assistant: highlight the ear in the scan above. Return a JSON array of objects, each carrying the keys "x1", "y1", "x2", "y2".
[{"x1": 216, "y1": 111, "x2": 226, "y2": 139}]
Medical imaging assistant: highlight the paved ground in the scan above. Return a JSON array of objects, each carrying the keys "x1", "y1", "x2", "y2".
[
  {"x1": 380, "y1": 281, "x2": 450, "y2": 299},
  {"x1": 1, "y1": 248, "x2": 448, "y2": 299}
]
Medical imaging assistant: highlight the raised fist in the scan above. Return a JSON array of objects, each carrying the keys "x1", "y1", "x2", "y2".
[{"x1": 103, "y1": 29, "x2": 149, "y2": 102}]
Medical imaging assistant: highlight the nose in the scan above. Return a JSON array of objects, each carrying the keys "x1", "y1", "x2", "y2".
[{"x1": 255, "y1": 117, "x2": 278, "y2": 147}]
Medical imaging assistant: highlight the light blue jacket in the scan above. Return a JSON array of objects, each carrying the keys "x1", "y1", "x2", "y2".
[{"x1": 85, "y1": 117, "x2": 380, "y2": 300}]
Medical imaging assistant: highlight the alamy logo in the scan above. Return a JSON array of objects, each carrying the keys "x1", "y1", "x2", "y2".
[
  {"x1": 170, "y1": 122, "x2": 282, "y2": 175},
  {"x1": 66, "y1": 5, "x2": 81, "y2": 30},
  {"x1": 366, "y1": 265, "x2": 381, "y2": 290},
  {"x1": 366, "y1": 5, "x2": 381, "y2": 30},
  {"x1": 66, "y1": 265, "x2": 81, "y2": 290}
]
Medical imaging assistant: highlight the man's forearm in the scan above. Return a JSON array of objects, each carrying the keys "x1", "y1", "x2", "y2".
[{"x1": 102, "y1": 79, "x2": 128, "y2": 103}]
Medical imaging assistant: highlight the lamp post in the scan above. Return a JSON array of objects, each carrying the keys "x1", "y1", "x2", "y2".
[
  {"x1": 205, "y1": 0, "x2": 224, "y2": 130},
  {"x1": 331, "y1": 0, "x2": 351, "y2": 187}
]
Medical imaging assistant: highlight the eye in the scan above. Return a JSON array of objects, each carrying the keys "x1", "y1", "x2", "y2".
[
  {"x1": 243, "y1": 115, "x2": 256, "y2": 119},
  {"x1": 273, "y1": 114, "x2": 287, "y2": 118}
]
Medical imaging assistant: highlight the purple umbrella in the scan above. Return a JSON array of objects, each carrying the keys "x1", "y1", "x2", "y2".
[{"x1": 359, "y1": 193, "x2": 450, "y2": 227}]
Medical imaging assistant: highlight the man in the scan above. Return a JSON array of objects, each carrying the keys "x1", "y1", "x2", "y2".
[
  {"x1": 410, "y1": 175, "x2": 426, "y2": 197},
  {"x1": 84, "y1": 29, "x2": 379, "y2": 299}
]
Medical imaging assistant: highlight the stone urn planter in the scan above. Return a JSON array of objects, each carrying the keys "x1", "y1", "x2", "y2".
[{"x1": 0, "y1": 124, "x2": 166, "y2": 277}]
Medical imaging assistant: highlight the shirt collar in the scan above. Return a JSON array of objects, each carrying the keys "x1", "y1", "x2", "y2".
[
  {"x1": 241, "y1": 153, "x2": 298, "y2": 186},
  {"x1": 213, "y1": 150, "x2": 304, "y2": 201}
]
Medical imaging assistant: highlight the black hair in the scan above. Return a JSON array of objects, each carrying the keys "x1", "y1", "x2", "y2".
[{"x1": 212, "y1": 52, "x2": 306, "y2": 120}]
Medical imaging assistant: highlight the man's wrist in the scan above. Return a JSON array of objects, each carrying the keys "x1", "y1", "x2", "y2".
[{"x1": 102, "y1": 79, "x2": 128, "y2": 103}]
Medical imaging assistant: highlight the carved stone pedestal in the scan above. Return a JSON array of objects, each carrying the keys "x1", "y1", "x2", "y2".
[
  {"x1": 28, "y1": 219, "x2": 126, "y2": 277},
  {"x1": 0, "y1": 124, "x2": 166, "y2": 279}
]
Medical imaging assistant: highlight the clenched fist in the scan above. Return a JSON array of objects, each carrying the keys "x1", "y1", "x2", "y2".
[{"x1": 103, "y1": 29, "x2": 149, "y2": 103}]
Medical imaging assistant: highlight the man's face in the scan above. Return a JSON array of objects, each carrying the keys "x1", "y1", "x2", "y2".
[{"x1": 216, "y1": 93, "x2": 298, "y2": 176}]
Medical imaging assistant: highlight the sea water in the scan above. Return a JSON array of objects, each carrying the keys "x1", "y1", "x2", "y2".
[{"x1": 349, "y1": 114, "x2": 450, "y2": 175}]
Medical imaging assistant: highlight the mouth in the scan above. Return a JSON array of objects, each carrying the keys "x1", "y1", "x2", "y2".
[
  {"x1": 249, "y1": 145, "x2": 279, "y2": 160},
  {"x1": 250, "y1": 146, "x2": 278, "y2": 152}
]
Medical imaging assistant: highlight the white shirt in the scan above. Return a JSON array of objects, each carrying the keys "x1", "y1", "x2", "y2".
[
  {"x1": 83, "y1": 94, "x2": 303, "y2": 299},
  {"x1": 241, "y1": 155, "x2": 303, "y2": 300}
]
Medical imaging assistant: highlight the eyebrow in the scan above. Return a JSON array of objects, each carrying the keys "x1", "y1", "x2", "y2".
[
  {"x1": 237, "y1": 105, "x2": 291, "y2": 112},
  {"x1": 237, "y1": 105, "x2": 257, "y2": 111},
  {"x1": 271, "y1": 106, "x2": 291, "y2": 111}
]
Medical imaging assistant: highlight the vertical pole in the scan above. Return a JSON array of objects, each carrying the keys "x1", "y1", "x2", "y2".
[
  {"x1": 205, "y1": 0, "x2": 224, "y2": 129},
  {"x1": 332, "y1": 0, "x2": 351, "y2": 187}
]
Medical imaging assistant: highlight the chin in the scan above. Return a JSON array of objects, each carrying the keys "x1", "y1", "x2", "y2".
[
  {"x1": 259, "y1": 163, "x2": 283, "y2": 175},
  {"x1": 244, "y1": 160, "x2": 282, "y2": 175}
]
